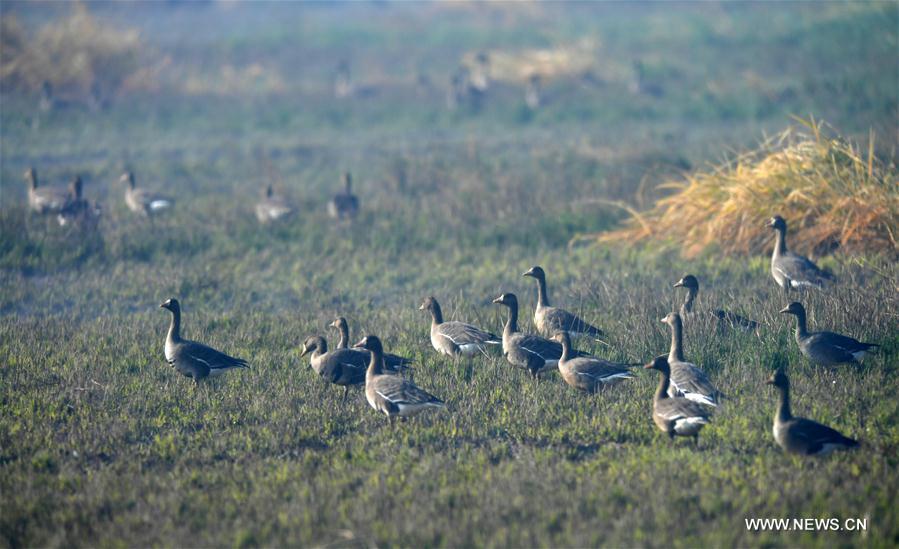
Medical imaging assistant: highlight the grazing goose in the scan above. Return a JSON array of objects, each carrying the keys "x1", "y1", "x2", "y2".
[
  {"x1": 522, "y1": 266, "x2": 604, "y2": 339},
  {"x1": 419, "y1": 296, "x2": 501, "y2": 358},
  {"x1": 768, "y1": 215, "x2": 835, "y2": 290},
  {"x1": 673, "y1": 275, "x2": 759, "y2": 332},
  {"x1": 160, "y1": 298, "x2": 249, "y2": 384},
  {"x1": 327, "y1": 172, "x2": 359, "y2": 220},
  {"x1": 492, "y1": 293, "x2": 591, "y2": 378},
  {"x1": 121, "y1": 171, "x2": 173, "y2": 217},
  {"x1": 661, "y1": 312, "x2": 720, "y2": 407},
  {"x1": 645, "y1": 355, "x2": 712, "y2": 445},
  {"x1": 24, "y1": 167, "x2": 70, "y2": 215},
  {"x1": 552, "y1": 331, "x2": 634, "y2": 393},
  {"x1": 255, "y1": 184, "x2": 293, "y2": 224},
  {"x1": 355, "y1": 335, "x2": 444, "y2": 422},
  {"x1": 328, "y1": 316, "x2": 413, "y2": 369},
  {"x1": 780, "y1": 302, "x2": 878, "y2": 366},
  {"x1": 766, "y1": 368, "x2": 859, "y2": 455}
]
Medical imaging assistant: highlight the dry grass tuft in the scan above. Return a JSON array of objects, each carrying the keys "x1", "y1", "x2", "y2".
[{"x1": 593, "y1": 118, "x2": 898, "y2": 258}]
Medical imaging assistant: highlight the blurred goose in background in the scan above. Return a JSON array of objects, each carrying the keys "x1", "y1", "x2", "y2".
[
  {"x1": 523, "y1": 266, "x2": 604, "y2": 339},
  {"x1": 24, "y1": 167, "x2": 69, "y2": 215},
  {"x1": 160, "y1": 298, "x2": 249, "y2": 384},
  {"x1": 492, "y1": 293, "x2": 591, "y2": 379},
  {"x1": 766, "y1": 368, "x2": 858, "y2": 455},
  {"x1": 327, "y1": 172, "x2": 359, "y2": 221},
  {"x1": 328, "y1": 316, "x2": 413, "y2": 369},
  {"x1": 780, "y1": 302, "x2": 878, "y2": 366},
  {"x1": 419, "y1": 296, "x2": 501, "y2": 358},
  {"x1": 552, "y1": 331, "x2": 634, "y2": 393},
  {"x1": 255, "y1": 184, "x2": 293, "y2": 224},
  {"x1": 661, "y1": 312, "x2": 720, "y2": 407},
  {"x1": 768, "y1": 215, "x2": 835, "y2": 290},
  {"x1": 673, "y1": 275, "x2": 759, "y2": 332},
  {"x1": 56, "y1": 177, "x2": 101, "y2": 228},
  {"x1": 121, "y1": 171, "x2": 173, "y2": 217},
  {"x1": 355, "y1": 335, "x2": 444, "y2": 423},
  {"x1": 645, "y1": 355, "x2": 711, "y2": 445}
]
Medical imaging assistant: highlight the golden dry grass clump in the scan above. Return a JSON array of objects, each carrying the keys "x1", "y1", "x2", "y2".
[
  {"x1": 0, "y1": 4, "x2": 142, "y2": 102},
  {"x1": 596, "y1": 119, "x2": 898, "y2": 258}
]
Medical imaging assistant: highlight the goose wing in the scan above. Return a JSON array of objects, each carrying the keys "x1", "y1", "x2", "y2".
[
  {"x1": 178, "y1": 340, "x2": 249, "y2": 372},
  {"x1": 542, "y1": 306, "x2": 604, "y2": 338},
  {"x1": 568, "y1": 357, "x2": 634, "y2": 381},
  {"x1": 669, "y1": 361, "x2": 719, "y2": 406},
  {"x1": 437, "y1": 321, "x2": 500, "y2": 346},
  {"x1": 654, "y1": 397, "x2": 711, "y2": 422},
  {"x1": 711, "y1": 309, "x2": 759, "y2": 331},
  {"x1": 787, "y1": 417, "x2": 858, "y2": 454},
  {"x1": 775, "y1": 252, "x2": 835, "y2": 287},
  {"x1": 372, "y1": 376, "x2": 443, "y2": 406}
]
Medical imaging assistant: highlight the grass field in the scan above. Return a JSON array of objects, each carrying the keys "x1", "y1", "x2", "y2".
[{"x1": 1, "y1": 2, "x2": 898, "y2": 547}]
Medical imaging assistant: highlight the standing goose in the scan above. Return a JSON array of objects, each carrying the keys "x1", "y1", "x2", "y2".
[
  {"x1": 645, "y1": 355, "x2": 712, "y2": 445},
  {"x1": 661, "y1": 312, "x2": 720, "y2": 407},
  {"x1": 354, "y1": 335, "x2": 444, "y2": 422},
  {"x1": 419, "y1": 296, "x2": 501, "y2": 358},
  {"x1": 328, "y1": 316, "x2": 413, "y2": 369},
  {"x1": 301, "y1": 335, "x2": 406, "y2": 402},
  {"x1": 492, "y1": 293, "x2": 591, "y2": 379},
  {"x1": 255, "y1": 184, "x2": 293, "y2": 224},
  {"x1": 121, "y1": 171, "x2": 173, "y2": 217},
  {"x1": 327, "y1": 172, "x2": 359, "y2": 221},
  {"x1": 56, "y1": 177, "x2": 100, "y2": 227},
  {"x1": 522, "y1": 266, "x2": 604, "y2": 339},
  {"x1": 24, "y1": 167, "x2": 70, "y2": 215},
  {"x1": 766, "y1": 368, "x2": 859, "y2": 455},
  {"x1": 780, "y1": 302, "x2": 879, "y2": 366},
  {"x1": 767, "y1": 215, "x2": 835, "y2": 290},
  {"x1": 552, "y1": 331, "x2": 634, "y2": 393},
  {"x1": 673, "y1": 275, "x2": 759, "y2": 332},
  {"x1": 160, "y1": 298, "x2": 249, "y2": 384}
]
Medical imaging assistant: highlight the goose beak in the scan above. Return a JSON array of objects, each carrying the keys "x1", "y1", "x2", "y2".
[
  {"x1": 764, "y1": 379, "x2": 775, "y2": 385},
  {"x1": 299, "y1": 345, "x2": 311, "y2": 357},
  {"x1": 778, "y1": 306, "x2": 791, "y2": 314},
  {"x1": 417, "y1": 303, "x2": 426, "y2": 310},
  {"x1": 643, "y1": 361, "x2": 655, "y2": 369},
  {"x1": 673, "y1": 280, "x2": 684, "y2": 288},
  {"x1": 659, "y1": 316, "x2": 667, "y2": 323},
  {"x1": 522, "y1": 270, "x2": 533, "y2": 278},
  {"x1": 491, "y1": 296, "x2": 503, "y2": 304},
  {"x1": 352, "y1": 337, "x2": 366, "y2": 349}
]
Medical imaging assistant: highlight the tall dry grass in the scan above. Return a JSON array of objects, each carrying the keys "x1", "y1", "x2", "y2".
[{"x1": 594, "y1": 118, "x2": 898, "y2": 258}]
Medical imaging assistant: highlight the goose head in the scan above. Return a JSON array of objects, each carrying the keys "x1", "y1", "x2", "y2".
[
  {"x1": 644, "y1": 354, "x2": 670, "y2": 373},
  {"x1": 491, "y1": 292, "x2": 518, "y2": 308},
  {"x1": 673, "y1": 274, "x2": 699, "y2": 290},
  {"x1": 418, "y1": 296, "x2": 438, "y2": 313},
  {"x1": 765, "y1": 368, "x2": 789, "y2": 389},
  {"x1": 779, "y1": 302, "x2": 805, "y2": 317},
  {"x1": 353, "y1": 334, "x2": 382, "y2": 354},
  {"x1": 522, "y1": 265, "x2": 546, "y2": 281},
  {"x1": 159, "y1": 298, "x2": 180, "y2": 313},
  {"x1": 660, "y1": 311, "x2": 680, "y2": 325},
  {"x1": 300, "y1": 335, "x2": 326, "y2": 357},
  {"x1": 329, "y1": 317, "x2": 348, "y2": 331},
  {"x1": 767, "y1": 215, "x2": 787, "y2": 232}
]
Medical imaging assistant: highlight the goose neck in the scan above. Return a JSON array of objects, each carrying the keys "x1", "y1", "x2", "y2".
[
  {"x1": 668, "y1": 318, "x2": 685, "y2": 362},
  {"x1": 366, "y1": 347, "x2": 385, "y2": 377},
  {"x1": 654, "y1": 369, "x2": 671, "y2": 402},
  {"x1": 774, "y1": 227, "x2": 787, "y2": 256},
  {"x1": 167, "y1": 308, "x2": 181, "y2": 344},
  {"x1": 558, "y1": 333, "x2": 571, "y2": 362},
  {"x1": 336, "y1": 325, "x2": 348, "y2": 349},
  {"x1": 681, "y1": 288, "x2": 697, "y2": 314},
  {"x1": 793, "y1": 310, "x2": 808, "y2": 338},
  {"x1": 504, "y1": 301, "x2": 519, "y2": 336},
  {"x1": 535, "y1": 276, "x2": 550, "y2": 307},
  {"x1": 775, "y1": 383, "x2": 792, "y2": 423}
]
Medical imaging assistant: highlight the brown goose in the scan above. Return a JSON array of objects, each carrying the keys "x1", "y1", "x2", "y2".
[
  {"x1": 301, "y1": 335, "x2": 387, "y2": 402},
  {"x1": 160, "y1": 298, "x2": 249, "y2": 384},
  {"x1": 661, "y1": 312, "x2": 720, "y2": 407},
  {"x1": 255, "y1": 184, "x2": 293, "y2": 224},
  {"x1": 492, "y1": 293, "x2": 591, "y2": 379},
  {"x1": 328, "y1": 316, "x2": 413, "y2": 369},
  {"x1": 780, "y1": 302, "x2": 879, "y2": 366},
  {"x1": 419, "y1": 296, "x2": 501, "y2": 358},
  {"x1": 56, "y1": 177, "x2": 101, "y2": 228},
  {"x1": 355, "y1": 335, "x2": 444, "y2": 422},
  {"x1": 24, "y1": 167, "x2": 70, "y2": 215},
  {"x1": 121, "y1": 171, "x2": 173, "y2": 216},
  {"x1": 645, "y1": 355, "x2": 712, "y2": 445},
  {"x1": 327, "y1": 172, "x2": 359, "y2": 220},
  {"x1": 766, "y1": 368, "x2": 858, "y2": 455},
  {"x1": 552, "y1": 331, "x2": 634, "y2": 393},
  {"x1": 522, "y1": 266, "x2": 604, "y2": 339},
  {"x1": 673, "y1": 275, "x2": 759, "y2": 332},
  {"x1": 767, "y1": 215, "x2": 835, "y2": 290}
]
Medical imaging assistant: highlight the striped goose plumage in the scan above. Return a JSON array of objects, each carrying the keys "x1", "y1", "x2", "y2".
[
  {"x1": 661, "y1": 312, "x2": 720, "y2": 407},
  {"x1": 419, "y1": 296, "x2": 500, "y2": 358},
  {"x1": 523, "y1": 266, "x2": 604, "y2": 340},
  {"x1": 645, "y1": 355, "x2": 712, "y2": 445},
  {"x1": 766, "y1": 368, "x2": 858, "y2": 455},
  {"x1": 780, "y1": 302, "x2": 879, "y2": 366},
  {"x1": 160, "y1": 298, "x2": 249, "y2": 384},
  {"x1": 768, "y1": 215, "x2": 835, "y2": 291}
]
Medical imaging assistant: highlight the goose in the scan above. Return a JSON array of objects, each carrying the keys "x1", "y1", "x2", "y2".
[
  {"x1": 255, "y1": 184, "x2": 293, "y2": 224},
  {"x1": 492, "y1": 293, "x2": 591, "y2": 378},
  {"x1": 301, "y1": 335, "x2": 406, "y2": 402},
  {"x1": 56, "y1": 177, "x2": 100, "y2": 227},
  {"x1": 327, "y1": 172, "x2": 359, "y2": 220},
  {"x1": 766, "y1": 368, "x2": 858, "y2": 455},
  {"x1": 354, "y1": 335, "x2": 444, "y2": 422},
  {"x1": 24, "y1": 167, "x2": 69, "y2": 215},
  {"x1": 661, "y1": 312, "x2": 720, "y2": 407},
  {"x1": 645, "y1": 355, "x2": 711, "y2": 445},
  {"x1": 522, "y1": 266, "x2": 604, "y2": 339},
  {"x1": 768, "y1": 215, "x2": 835, "y2": 290},
  {"x1": 160, "y1": 298, "x2": 249, "y2": 384},
  {"x1": 673, "y1": 275, "x2": 759, "y2": 332},
  {"x1": 419, "y1": 296, "x2": 501, "y2": 358},
  {"x1": 121, "y1": 171, "x2": 173, "y2": 216},
  {"x1": 328, "y1": 316, "x2": 413, "y2": 369},
  {"x1": 780, "y1": 302, "x2": 878, "y2": 366},
  {"x1": 551, "y1": 331, "x2": 634, "y2": 392}
]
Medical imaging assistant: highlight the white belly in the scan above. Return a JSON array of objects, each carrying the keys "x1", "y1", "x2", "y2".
[
  {"x1": 164, "y1": 340, "x2": 175, "y2": 362},
  {"x1": 673, "y1": 417, "x2": 707, "y2": 436}
]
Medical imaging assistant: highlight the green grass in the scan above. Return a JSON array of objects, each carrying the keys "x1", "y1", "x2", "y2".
[{"x1": 1, "y1": 2, "x2": 898, "y2": 547}]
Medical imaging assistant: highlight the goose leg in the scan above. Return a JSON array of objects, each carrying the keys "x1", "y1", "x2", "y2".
[{"x1": 342, "y1": 386, "x2": 349, "y2": 404}]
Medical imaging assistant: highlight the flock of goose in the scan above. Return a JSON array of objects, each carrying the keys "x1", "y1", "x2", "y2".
[{"x1": 154, "y1": 215, "x2": 880, "y2": 457}]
